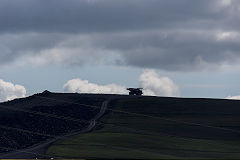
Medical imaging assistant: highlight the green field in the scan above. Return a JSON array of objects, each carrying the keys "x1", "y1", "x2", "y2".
[{"x1": 47, "y1": 96, "x2": 240, "y2": 159}]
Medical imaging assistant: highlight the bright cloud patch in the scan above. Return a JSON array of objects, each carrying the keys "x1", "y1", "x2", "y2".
[
  {"x1": 64, "y1": 70, "x2": 180, "y2": 97},
  {"x1": 226, "y1": 95, "x2": 240, "y2": 100},
  {"x1": 139, "y1": 70, "x2": 180, "y2": 97},
  {"x1": 63, "y1": 79, "x2": 128, "y2": 95},
  {"x1": 0, "y1": 79, "x2": 26, "y2": 102}
]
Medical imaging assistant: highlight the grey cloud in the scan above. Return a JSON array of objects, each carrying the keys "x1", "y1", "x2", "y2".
[
  {"x1": 70, "y1": 30, "x2": 240, "y2": 70},
  {"x1": 0, "y1": 0, "x2": 235, "y2": 33},
  {"x1": 119, "y1": 31, "x2": 240, "y2": 70},
  {"x1": 0, "y1": 33, "x2": 68, "y2": 64},
  {"x1": 1, "y1": 0, "x2": 240, "y2": 70}
]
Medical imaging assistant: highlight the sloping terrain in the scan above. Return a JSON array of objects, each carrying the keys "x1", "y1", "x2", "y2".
[
  {"x1": 0, "y1": 91, "x2": 106, "y2": 155},
  {"x1": 47, "y1": 96, "x2": 240, "y2": 159}
]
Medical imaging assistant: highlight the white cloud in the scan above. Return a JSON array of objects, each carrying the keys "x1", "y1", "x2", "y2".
[
  {"x1": 220, "y1": 0, "x2": 232, "y2": 7},
  {"x1": 0, "y1": 79, "x2": 26, "y2": 102},
  {"x1": 64, "y1": 70, "x2": 180, "y2": 97},
  {"x1": 216, "y1": 32, "x2": 240, "y2": 41},
  {"x1": 63, "y1": 79, "x2": 128, "y2": 95},
  {"x1": 139, "y1": 70, "x2": 180, "y2": 97},
  {"x1": 226, "y1": 95, "x2": 240, "y2": 100}
]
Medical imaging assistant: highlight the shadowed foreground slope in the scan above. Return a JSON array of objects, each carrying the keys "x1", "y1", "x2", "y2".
[
  {"x1": 0, "y1": 91, "x2": 107, "y2": 155},
  {"x1": 47, "y1": 96, "x2": 240, "y2": 159}
]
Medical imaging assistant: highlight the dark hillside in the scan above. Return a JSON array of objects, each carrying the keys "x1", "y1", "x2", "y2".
[
  {"x1": 47, "y1": 96, "x2": 240, "y2": 159},
  {"x1": 107, "y1": 97, "x2": 240, "y2": 140},
  {"x1": 0, "y1": 91, "x2": 106, "y2": 154}
]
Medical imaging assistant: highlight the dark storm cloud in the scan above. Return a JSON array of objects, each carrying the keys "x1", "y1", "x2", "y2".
[
  {"x1": 0, "y1": 0, "x2": 232, "y2": 33},
  {"x1": 72, "y1": 30, "x2": 240, "y2": 70},
  {"x1": 0, "y1": 0, "x2": 240, "y2": 70}
]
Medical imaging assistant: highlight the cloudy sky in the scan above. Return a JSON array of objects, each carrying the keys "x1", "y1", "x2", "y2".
[{"x1": 0, "y1": 0, "x2": 240, "y2": 101}]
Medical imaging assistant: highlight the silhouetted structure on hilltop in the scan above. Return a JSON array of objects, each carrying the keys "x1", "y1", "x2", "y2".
[{"x1": 127, "y1": 88, "x2": 143, "y2": 96}]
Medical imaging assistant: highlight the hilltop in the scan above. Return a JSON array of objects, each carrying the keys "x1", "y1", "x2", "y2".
[{"x1": 0, "y1": 92, "x2": 240, "y2": 159}]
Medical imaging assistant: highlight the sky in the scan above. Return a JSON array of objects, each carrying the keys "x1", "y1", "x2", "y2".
[{"x1": 0, "y1": 0, "x2": 240, "y2": 101}]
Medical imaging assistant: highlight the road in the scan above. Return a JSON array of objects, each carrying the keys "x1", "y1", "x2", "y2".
[{"x1": 0, "y1": 98, "x2": 110, "y2": 159}]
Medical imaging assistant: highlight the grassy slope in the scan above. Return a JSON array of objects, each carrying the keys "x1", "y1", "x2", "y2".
[{"x1": 47, "y1": 96, "x2": 240, "y2": 159}]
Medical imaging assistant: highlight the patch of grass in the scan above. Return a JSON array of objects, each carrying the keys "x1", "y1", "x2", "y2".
[
  {"x1": 47, "y1": 96, "x2": 240, "y2": 159},
  {"x1": 47, "y1": 130, "x2": 240, "y2": 159},
  {"x1": 47, "y1": 132, "x2": 180, "y2": 159}
]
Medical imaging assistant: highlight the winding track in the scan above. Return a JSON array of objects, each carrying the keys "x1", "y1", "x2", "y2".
[{"x1": 0, "y1": 98, "x2": 110, "y2": 159}]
